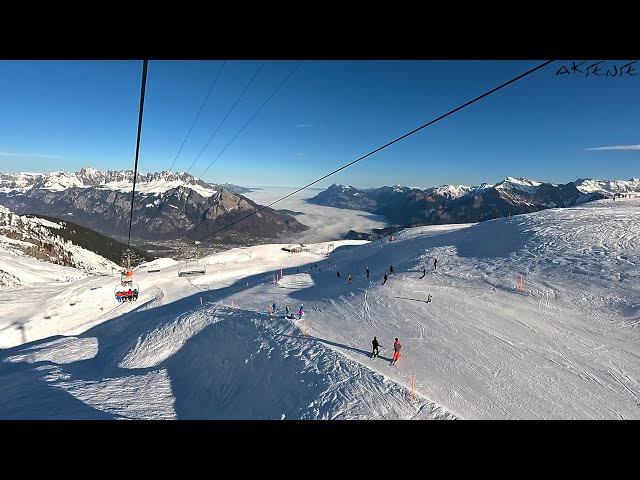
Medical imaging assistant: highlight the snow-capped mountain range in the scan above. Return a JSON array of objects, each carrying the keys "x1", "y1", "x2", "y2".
[
  {"x1": 0, "y1": 168, "x2": 218, "y2": 196},
  {"x1": 1, "y1": 168, "x2": 638, "y2": 245},
  {"x1": 0, "y1": 169, "x2": 307, "y2": 244},
  {"x1": 574, "y1": 177, "x2": 640, "y2": 195},
  {"x1": 390, "y1": 177, "x2": 640, "y2": 200},
  {"x1": 308, "y1": 176, "x2": 640, "y2": 228}
]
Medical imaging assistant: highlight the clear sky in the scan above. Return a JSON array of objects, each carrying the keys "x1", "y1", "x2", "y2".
[{"x1": 0, "y1": 59, "x2": 638, "y2": 189}]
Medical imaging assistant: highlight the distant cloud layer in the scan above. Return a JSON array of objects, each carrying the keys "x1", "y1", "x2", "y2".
[
  {"x1": 295, "y1": 124, "x2": 312, "y2": 128},
  {"x1": 0, "y1": 151, "x2": 62, "y2": 159},
  {"x1": 585, "y1": 145, "x2": 640, "y2": 151},
  {"x1": 242, "y1": 187, "x2": 388, "y2": 243}
]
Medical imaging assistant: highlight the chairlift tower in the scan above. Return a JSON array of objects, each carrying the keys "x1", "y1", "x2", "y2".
[
  {"x1": 115, "y1": 249, "x2": 139, "y2": 301},
  {"x1": 121, "y1": 249, "x2": 134, "y2": 286}
]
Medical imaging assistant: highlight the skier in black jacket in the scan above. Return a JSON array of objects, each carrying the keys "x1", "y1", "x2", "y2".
[{"x1": 371, "y1": 336, "x2": 381, "y2": 358}]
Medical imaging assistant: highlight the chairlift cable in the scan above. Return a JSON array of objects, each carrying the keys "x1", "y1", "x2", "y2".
[
  {"x1": 168, "y1": 60, "x2": 227, "y2": 173},
  {"x1": 197, "y1": 60, "x2": 303, "y2": 180},
  {"x1": 185, "y1": 62, "x2": 266, "y2": 175},
  {"x1": 195, "y1": 60, "x2": 554, "y2": 243},
  {"x1": 126, "y1": 59, "x2": 149, "y2": 253},
  {"x1": 185, "y1": 61, "x2": 303, "y2": 240}
]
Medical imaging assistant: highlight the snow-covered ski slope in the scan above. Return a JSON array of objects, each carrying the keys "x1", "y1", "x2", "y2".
[{"x1": 1, "y1": 198, "x2": 639, "y2": 419}]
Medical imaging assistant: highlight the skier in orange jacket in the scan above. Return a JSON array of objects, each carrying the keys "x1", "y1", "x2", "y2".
[{"x1": 391, "y1": 338, "x2": 401, "y2": 365}]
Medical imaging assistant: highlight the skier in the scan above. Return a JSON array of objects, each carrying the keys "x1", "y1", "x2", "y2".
[
  {"x1": 426, "y1": 294, "x2": 432, "y2": 303},
  {"x1": 348, "y1": 274, "x2": 352, "y2": 284},
  {"x1": 382, "y1": 273, "x2": 388, "y2": 285},
  {"x1": 389, "y1": 265, "x2": 394, "y2": 275},
  {"x1": 434, "y1": 258, "x2": 438, "y2": 270},
  {"x1": 366, "y1": 267, "x2": 369, "y2": 278},
  {"x1": 420, "y1": 267, "x2": 426, "y2": 279},
  {"x1": 371, "y1": 336, "x2": 381, "y2": 359},
  {"x1": 285, "y1": 304, "x2": 290, "y2": 315},
  {"x1": 272, "y1": 302, "x2": 278, "y2": 313},
  {"x1": 299, "y1": 304, "x2": 305, "y2": 317},
  {"x1": 391, "y1": 338, "x2": 401, "y2": 365},
  {"x1": 337, "y1": 271, "x2": 341, "y2": 278}
]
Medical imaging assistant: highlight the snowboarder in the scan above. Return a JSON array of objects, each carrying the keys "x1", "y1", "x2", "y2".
[
  {"x1": 391, "y1": 338, "x2": 401, "y2": 365},
  {"x1": 389, "y1": 265, "x2": 394, "y2": 275},
  {"x1": 299, "y1": 304, "x2": 305, "y2": 317},
  {"x1": 433, "y1": 258, "x2": 438, "y2": 270},
  {"x1": 285, "y1": 304, "x2": 290, "y2": 314},
  {"x1": 420, "y1": 267, "x2": 426, "y2": 279},
  {"x1": 426, "y1": 294, "x2": 432, "y2": 303},
  {"x1": 348, "y1": 274, "x2": 352, "y2": 284},
  {"x1": 382, "y1": 273, "x2": 388, "y2": 285},
  {"x1": 366, "y1": 267, "x2": 369, "y2": 278},
  {"x1": 371, "y1": 336, "x2": 381, "y2": 359}
]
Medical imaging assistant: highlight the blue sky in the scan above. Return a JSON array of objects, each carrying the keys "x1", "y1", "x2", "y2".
[{"x1": 0, "y1": 59, "x2": 638, "y2": 189}]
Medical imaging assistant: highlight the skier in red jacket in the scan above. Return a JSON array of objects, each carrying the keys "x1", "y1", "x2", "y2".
[{"x1": 391, "y1": 338, "x2": 401, "y2": 365}]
